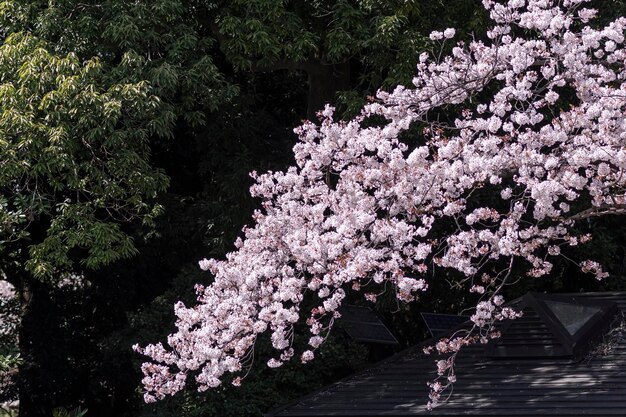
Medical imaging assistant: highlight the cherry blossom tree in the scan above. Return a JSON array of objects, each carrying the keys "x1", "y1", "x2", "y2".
[{"x1": 136, "y1": 0, "x2": 626, "y2": 407}]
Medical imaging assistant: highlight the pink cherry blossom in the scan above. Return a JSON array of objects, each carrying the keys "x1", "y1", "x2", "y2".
[
  {"x1": 137, "y1": 0, "x2": 626, "y2": 407},
  {"x1": 0, "y1": 280, "x2": 14, "y2": 299}
]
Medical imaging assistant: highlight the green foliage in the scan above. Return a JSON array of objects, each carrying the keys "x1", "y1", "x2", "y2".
[
  {"x1": 0, "y1": 354, "x2": 20, "y2": 371},
  {"x1": 0, "y1": 404, "x2": 18, "y2": 417},
  {"x1": 214, "y1": 0, "x2": 487, "y2": 115},
  {"x1": 0, "y1": 0, "x2": 238, "y2": 123},
  {"x1": 1, "y1": 0, "x2": 486, "y2": 120},
  {"x1": 52, "y1": 406, "x2": 88, "y2": 417},
  {"x1": 0, "y1": 32, "x2": 169, "y2": 280}
]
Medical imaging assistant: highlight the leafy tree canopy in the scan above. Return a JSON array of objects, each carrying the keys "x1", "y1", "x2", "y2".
[
  {"x1": 0, "y1": 0, "x2": 484, "y2": 119},
  {"x1": 0, "y1": 32, "x2": 169, "y2": 281}
]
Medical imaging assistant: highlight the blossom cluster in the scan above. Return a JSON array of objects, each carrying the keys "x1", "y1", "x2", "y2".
[
  {"x1": 422, "y1": 293, "x2": 521, "y2": 408},
  {"x1": 0, "y1": 280, "x2": 18, "y2": 342},
  {"x1": 0, "y1": 281, "x2": 14, "y2": 300},
  {"x1": 137, "y1": 0, "x2": 626, "y2": 406}
]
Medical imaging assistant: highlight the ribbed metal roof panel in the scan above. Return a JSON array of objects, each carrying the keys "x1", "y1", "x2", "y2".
[{"x1": 267, "y1": 292, "x2": 626, "y2": 417}]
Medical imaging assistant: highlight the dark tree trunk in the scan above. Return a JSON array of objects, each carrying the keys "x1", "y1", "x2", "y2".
[
  {"x1": 17, "y1": 276, "x2": 57, "y2": 417},
  {"x1": 306, "y1": 61, "x2": 351, "y2": 120}
]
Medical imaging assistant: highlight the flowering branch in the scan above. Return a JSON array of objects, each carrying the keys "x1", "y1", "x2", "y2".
[{"x1": 136, "y1": 0, "x2": 626, "y2": 406}]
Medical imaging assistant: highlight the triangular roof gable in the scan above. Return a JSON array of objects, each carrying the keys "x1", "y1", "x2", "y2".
[{"x1": 487, "y1": 293, "x2": 617, "y2": 359}]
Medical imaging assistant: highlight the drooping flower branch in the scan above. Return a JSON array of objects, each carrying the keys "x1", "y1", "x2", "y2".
[{"x1": 136, "y1": 0, "x2": 626, "y2": 406}]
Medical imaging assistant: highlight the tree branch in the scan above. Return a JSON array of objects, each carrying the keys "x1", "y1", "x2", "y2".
[{"x1": 561, "y1": 204, "x2": 626, "y2": 222}]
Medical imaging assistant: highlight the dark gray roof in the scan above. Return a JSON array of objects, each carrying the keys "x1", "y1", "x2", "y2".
[
  {"x1": 340, "y1": 305, "x2": 399, "y2": 345},
  {"x1": 267, "y1": 292, "x2": 626, "y2": 417}
]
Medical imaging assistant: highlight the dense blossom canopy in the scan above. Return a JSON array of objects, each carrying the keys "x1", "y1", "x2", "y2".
[{"x1": 137, "y1": 0, "x2": 626, "y2": 407}]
